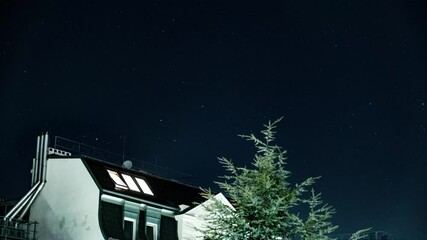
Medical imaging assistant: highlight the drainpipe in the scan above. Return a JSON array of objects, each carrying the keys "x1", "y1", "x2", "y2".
[
  {"x1": 4, "y1": 182, "x2": 41, "y2": 221},
  {"x1": 33, "y1": 135, "x2": 41, "y2": 186},
  {"x1": 31, "y1": 158, "x2": 36, "y2": 187},
  {"x1": 17, "y1": 182, "x2": 46, "y2": 221},
  {"x1": 4, "y1": 132, "x2": 48, "y2": 222},
  {"x1": 38, "y1": 134, "x2": 44, "y2": 183},
  {"x1": 42, "y1": 132, "x2": 48, "y2": 182}
]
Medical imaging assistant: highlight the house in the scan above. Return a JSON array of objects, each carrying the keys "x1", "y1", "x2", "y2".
[{"x1": 3, "y1": 133, "x2": 231, "y2": 240}]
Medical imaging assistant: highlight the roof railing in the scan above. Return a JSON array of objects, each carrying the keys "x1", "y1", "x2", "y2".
[{"x1": 52, "y1": 136, "x2": 193, "y2": 183}]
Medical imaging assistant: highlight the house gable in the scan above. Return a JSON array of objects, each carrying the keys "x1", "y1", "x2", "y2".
[
  {"x1": 29, "y1": 158, "x2": 104, "y2": 240},
  {"x1": 175, "y1": 193, "x2": 233, "y2": 240}
]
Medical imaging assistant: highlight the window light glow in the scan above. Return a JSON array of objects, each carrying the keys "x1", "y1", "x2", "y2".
[
  {"x1": 121, "y1": 174, "x2": 141, "y2": 192},
  {"x1": 135, "y1": 178, "x2": 154, "y2": 196},
  {"x1": 107, "y1": 170, "x2": 128, "y2": 190}
]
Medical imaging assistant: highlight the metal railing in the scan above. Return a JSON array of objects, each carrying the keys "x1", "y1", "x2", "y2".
[
  {"x1": 0, "y1": 218, "x2": 37, "y2": 240},
  {"x1": 53, "y1": 136, "x2": 193, "y2": 183}
]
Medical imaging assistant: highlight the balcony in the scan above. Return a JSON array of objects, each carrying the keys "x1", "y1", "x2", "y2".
[{"x1": 0, "y1": 218, "x2": 37, "y2": 240}]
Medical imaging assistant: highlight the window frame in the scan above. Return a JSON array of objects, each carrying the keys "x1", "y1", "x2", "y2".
[
  {"x1": 146, "y1": 222, "x2": 158, "y2": 240},
  {"x1": 105, "y1": 169, "x2": 154, "y2": 196},
  {"x1": 107, "y1": 169, "x2": 129, "y2": 190},
  {"x1": 121, "y1": 173, "x2": 141, "y2": 192},
  {"x1": 135, "y1": 177, "x2": 154, "y2": 196},
  {"x1": 123, "y1": 217, "x2": 137, "y2": 240}
]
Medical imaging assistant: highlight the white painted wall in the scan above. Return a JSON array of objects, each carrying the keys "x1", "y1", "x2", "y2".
[
  {"x1": 175, "y1": 193, "x2": 232, "y2": 240},
  {"x1": 29, "y1": 158, "x2": 104, "y2": 240}
]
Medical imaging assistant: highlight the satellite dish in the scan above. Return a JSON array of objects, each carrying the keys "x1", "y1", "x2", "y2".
[{"x1": 122, "y1": 160, "x2": 133, "y2": 169}]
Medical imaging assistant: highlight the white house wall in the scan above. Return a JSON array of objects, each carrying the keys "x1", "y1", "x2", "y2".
[
  {"x1": 175, "y1": 214, "x2": 205, "y2": 240},
  {"x1": 29, "y1": 158, "x2": 104, "y2": 240},
  {"x1": 176, "y1": 193, "x2": 232, "y2": 240}
]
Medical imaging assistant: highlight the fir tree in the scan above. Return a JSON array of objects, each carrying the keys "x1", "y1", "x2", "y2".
[
  {"x1": 201, "y1": 118, "x2": 331, "y2": 240},
  {"x1": 349, "y1": 228, "x2": 372, "y2": 240},
  {"x1": 295, "y1": 189, "x2": 338, "y2": 240}
]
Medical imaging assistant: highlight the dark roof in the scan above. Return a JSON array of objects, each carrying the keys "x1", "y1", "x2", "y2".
[{"x1": 82, "y1": 157, "x2": 204, "y2": 210}]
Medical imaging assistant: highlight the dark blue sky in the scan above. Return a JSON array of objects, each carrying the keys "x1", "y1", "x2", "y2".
[{"x1": 1, "y1": 0, "x2": 426, "y2": 239}]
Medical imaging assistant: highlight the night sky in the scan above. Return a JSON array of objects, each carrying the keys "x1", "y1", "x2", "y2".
[{"x1": 1, "y1": 0, "x2": 426, "y2": 239}]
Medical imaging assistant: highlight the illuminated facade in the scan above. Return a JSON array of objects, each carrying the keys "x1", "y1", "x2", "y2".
[{"x1": 3, "y1": 133, "x2": 231, "y2": 240}]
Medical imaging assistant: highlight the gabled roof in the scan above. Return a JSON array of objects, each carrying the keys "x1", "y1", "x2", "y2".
[{"x1": 81, "y1": 157, "x2": 205, "y2": 211}]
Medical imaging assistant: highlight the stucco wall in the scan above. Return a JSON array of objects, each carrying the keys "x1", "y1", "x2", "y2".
[
  {"x1": 29, "y1": 158, "x2": 104, "y2": 240},
  {"x1": 175, "y1": 214, "x2": 205, "y2": 240},
  {"x1": 176, "y1": 193, "x2": 233, "y2": 240}
]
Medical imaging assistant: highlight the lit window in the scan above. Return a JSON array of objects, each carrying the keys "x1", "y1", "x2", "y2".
[
  {"x1": 135, "y1": 178, "x2": 154, "y2": 196},
  {"x1": 121, "y1": 174, "x2": 141, "y2": 192},
  {"x1": 107, "y1": 170, "x2": 128, "y2": 190}
]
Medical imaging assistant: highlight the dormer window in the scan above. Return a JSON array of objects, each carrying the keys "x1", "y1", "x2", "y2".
[
  {"x1": 107, "y1": 170, "x2": 128, "y2": 190},
  {"x1": 106, "y1": 169, "x2": 154, "y2": 196},
  {"x1": 121, "y1": 174, "x2": 140, "y2": 192},
  {"x1": 135, "y1": 178, "x2": 154, "y2": 196}
]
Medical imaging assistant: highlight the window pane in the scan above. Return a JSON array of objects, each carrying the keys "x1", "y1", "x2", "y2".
[
  {"x1": 160, "y1": 216, "x2": 178, "y2": 240},
  {"x1": 135, "y1": 178, "x2": 154, "y2": 196},
  {"x1": 124, "y1": 220, "x2": 133, "y2": 240},
  {"x1": 107, "y1": 170, "x2": 128, "y2": 190},
  {"x1": 121, "y1": 174, "x2": 141, "y2": 192},
  {"x1": 146, "y1": 226, "x2": 154, "y2": 240}
]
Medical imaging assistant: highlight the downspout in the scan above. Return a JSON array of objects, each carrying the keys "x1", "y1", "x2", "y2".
[
  {"x1": 31, "y1": 158, "x2": 36, "y2": 187},
  {"x1": 3, "y1": 182, "x2": 41, "y2": 221},
  {"x1": 4, "y1": 132, "x2": 48, "y2": 221},
  {"x1": 42, "y1": 132, "x2": 48, "y2": 182},
  {"x1": 15, "y1": 133, "x2": 49, "y2": 220},
  {"x1": 32, "y1": 135, "x2": 41, "y2": 186},
  {"x1": 6, "y1": 182, "x2": 43, "y2": 221},
  {"x1": 17, "y1": 182, "x2": 46, "y2": 221},
  {"x1": 38, "y1": 134, "x2": 44, "y2": 183},
  {"x1": 4, "y1": 134, "x2": 42, "y2": 221}
]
